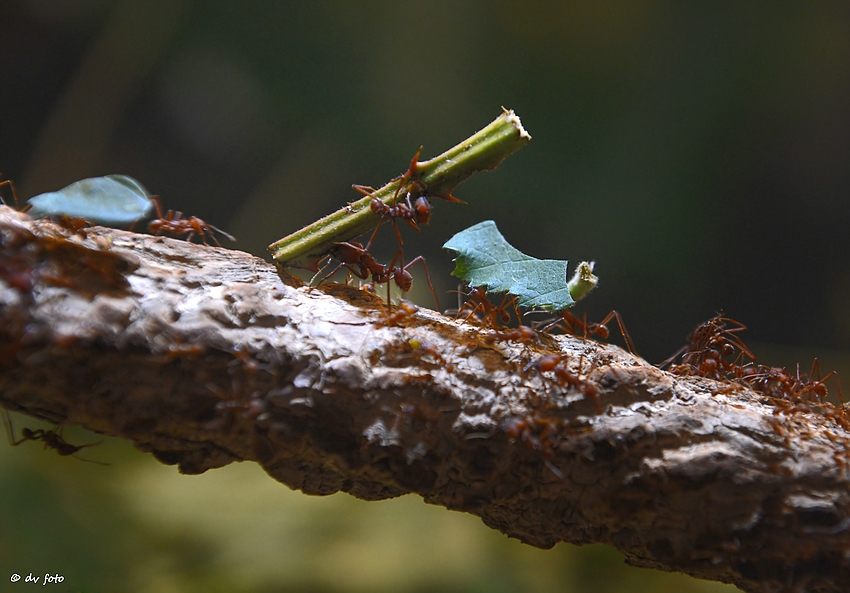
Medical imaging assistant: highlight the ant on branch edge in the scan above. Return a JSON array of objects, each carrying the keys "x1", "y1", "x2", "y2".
[
  {"x1": 147, "y1": 196, "x2": 236, "y2": 246},
  {"x1": 2, "y1": 409, "x2": 109, "y2": 465}
]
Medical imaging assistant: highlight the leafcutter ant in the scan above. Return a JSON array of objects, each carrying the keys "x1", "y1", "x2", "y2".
[
  {"x1": 327, "y1": 242, "x2": 439, "y2": 310},
  {"x1": 665, "y1": 315, "x2": 755, "y2": 380},
  {"x1": 454, "y1": 287, "x2": 519, "y2": 329},
  {"x1": 3, "y1": 410, "x2": 108, "y2": 465},
  {"x1": 491, "y1": 325, "x2": 541, "y2": 346},
  {"x1": 503, "y1": 414, "x2": 565, "y2": 479},
  {"x1": 524, "y1": 353, "x2": 601, "y2": 413},
  {"x1": 376, "y1": 299, "x2": 419, "y2": 328},
  {"x1": 352, "y1": 145, "x2": 464, "y2": 249},
  {"x1": 541, "y1": 309, "x2": 636, "y2": 354},
  {"x1": 148, "y1": 196, "x2": 236, "y2": 246}
]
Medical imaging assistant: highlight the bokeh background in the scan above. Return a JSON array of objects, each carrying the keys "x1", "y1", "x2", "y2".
[{"x1": 2, "y1": 1, "x2": 849, "y2": 591}]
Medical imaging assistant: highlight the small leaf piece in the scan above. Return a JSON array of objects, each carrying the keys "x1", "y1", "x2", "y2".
[
  {"x1": 27, "y1": 175, "x2": 153, "y2": 227},
  {"x1": 443, "y1": 220, "x2": 575, "y2": 311}
]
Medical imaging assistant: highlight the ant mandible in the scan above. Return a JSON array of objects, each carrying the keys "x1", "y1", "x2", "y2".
[
  {"x1": 3, "y1": 410, "x2": 108, "y2": 465},
  {"x1": 148, "y1": 196, "x2": 236, "y2": 246}
]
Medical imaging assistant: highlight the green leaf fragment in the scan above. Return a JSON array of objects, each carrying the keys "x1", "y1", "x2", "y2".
[
  {"x1": 27, "y1": 174, "x2": 153, "y2": 227},
  {"x1": 443, "y1": 220, "x2": 581, "y2": 311}
]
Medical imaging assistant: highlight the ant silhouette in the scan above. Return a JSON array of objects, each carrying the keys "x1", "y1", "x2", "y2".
[
  {"x1": 148, "y1": 196, "x2": 235, "y2": 246},
  {"x1": 3, "y1": 410, "x2": 108, "y2": 465}
]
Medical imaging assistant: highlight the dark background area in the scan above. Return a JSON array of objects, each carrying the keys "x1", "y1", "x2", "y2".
[{"x1": 1, "y1": 1, "x2": 848, "y2": 591}]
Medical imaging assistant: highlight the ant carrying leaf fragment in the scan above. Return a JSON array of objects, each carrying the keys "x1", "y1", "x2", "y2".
[
  {"x1": 443, "y1": 220, "x2": 597, "y2": 311},
  {"x1": 445, "y1": 221, "x2": 636, "y2": 353}
]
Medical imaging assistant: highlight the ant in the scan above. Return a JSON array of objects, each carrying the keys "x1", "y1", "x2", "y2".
[
  {"x1": 490, "y1": 325, "x2": 541, "y2": 346},
  {"x1": 328, "y1": 241, "x2": 439, "y2": 310},
  {"x1": 353, "y1": 147, "x2": 463, "y2": 243},
  {"x1": 3, "y1": 410, "x2": 108, "y2": 465},
  {"x1": 503, "y1": 414, "x2": 566, "y2": 479},
  {"x1": 148, "y1": 196, "x2": 236, "y2": 246},
  {"x1": 524, "y1": 353, "x2": 601, "y2": 413},
  {"x1": 541, "y1": 310, "x2": 636, "y2": 354},
  {"x1": 454, "y1": 287, "x2": 519, "y2": 329},
  {"x1": 376, "y1": 299, "x2": 418, "y2": 327},
  {"x1": 322, "y1": 148, "x2": 458, "y2": 311},
  {"x1": 353, "y1": 150, "x2": 433, "y2": 247},
  {"x1": 450, "y1": 287, "x2": 541, "y2": 347},
  {"x1": 664, "y1": 315, "x2": 755, "y2": 380},
  {"x1": 404, "y1": 338, "x2": 454, "y2": 372}
]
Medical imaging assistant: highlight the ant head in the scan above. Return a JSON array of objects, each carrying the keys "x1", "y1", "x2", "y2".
[
  {"x1": 333, "y1": 241, "x2": 366, "y2": 262},
  {"x1": 413, "y1": 196, "x2": 431, "y2": 225},
  {"x1": 393, "y1": 268, "x2": 413, "y2": 292}
]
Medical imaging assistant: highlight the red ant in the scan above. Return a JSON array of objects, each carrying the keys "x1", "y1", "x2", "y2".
[
  {"x1": 503, "y1": 414, "x2": 565, "y2": 478},
  {"x1": 3, "y1": 410, "x2": 108, "y2": 465},
  {"x1": 740, "y1": 358, "x2": 843, "y2": 405},
  {"x1": 376, "y1": 299, "x2": 418, "y2": 327},
  {"x1": 327, "y1": 241, "x2": 439, "y2": 310},
  {"x1": 454, "y1": 287, "x2": 519, "y2": 329},
  {"x1": 673, "y1": 315, "x2": 755, "y2": 379},
  {"x1": 148, "y1": 196, "x2": 235, "y2": 246},
  {"x1": 353, "y1": 150, "x2": 433, "y2": 248},
  {"x1": 541, "y1": 310, "x2": 636, "y2": 354},
  {"x1": 322, "y1": 148, "x2": 457, "y2": 310},
  {"x1": 351, "y1": 147, "x2": 447, "y2": 248},
  {"x1": 491, "y1": 325, "x2": 541, "y2": 346},
  {"x1": 524, "y1": 353, "x2": 601, "y2": 413},
  {"x1": 405, "y1": 338, "x2": 454, "y2": 372}
]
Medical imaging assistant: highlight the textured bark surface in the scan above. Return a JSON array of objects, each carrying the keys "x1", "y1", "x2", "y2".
[{"x1": 1, "y1": 205, "x2": 849, "y2": 593}]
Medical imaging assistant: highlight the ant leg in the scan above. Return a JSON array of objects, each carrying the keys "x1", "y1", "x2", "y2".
[
  {"x1": 541, "y1": 311, "x2": 578, "y2": 335},
  {"x1": 0, "y1": 178, "x2": 21, "y2": 209},
  {"x1": 457, "y1": 297, "x2": 484, "y2": 323},
  {"x1": 352, "y1": 184, "x2": 378, "y2": 197},
  {"x1": 3, "y1": 409, "x2": 22, "y2": 446},
  {"x1": 404, "y1": 255, "x2": 440, "y2": 311},
  {"x1": 385, "y1": 249, "x2": 405, "y2": 305},
  {"x1": 597, "y1": 310, "x2": 637, "y2": 354},
  {"x1": 309, "y1": 256, "x2": 335, "y2": 286},
  {"x1": 401, "y1": 193, "x2": 421, "y2": 231},
  {"x1": 391, "y1": 146, "x2": 424, "y2": 203},
  {"x1": 390, "y1": 218, "x2": 404, "y2": 247},
  {"x1": 365, "y1": 218, "x2": 385, "y2": 251}
]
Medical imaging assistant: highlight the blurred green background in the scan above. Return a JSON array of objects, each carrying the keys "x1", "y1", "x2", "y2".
[{"x1": 2, "y1": 1, "x2": 849, "y2": 591}]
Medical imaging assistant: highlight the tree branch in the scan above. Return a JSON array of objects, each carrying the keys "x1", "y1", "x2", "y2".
[{"x1": 1, "y1": 206, "x2": 849, "y2": 593}]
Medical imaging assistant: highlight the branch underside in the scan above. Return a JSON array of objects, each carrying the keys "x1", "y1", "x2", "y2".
[{"x1": 1, "y1": 206, "x2": 848, "y2": 593}]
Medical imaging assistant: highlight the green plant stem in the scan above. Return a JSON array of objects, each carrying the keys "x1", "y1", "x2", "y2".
[{"x1": 268, "y1": 109, "x2": 531, "y2": 270}]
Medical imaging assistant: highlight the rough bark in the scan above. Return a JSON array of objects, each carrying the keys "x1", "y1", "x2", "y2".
[{"x1": 1, "y1": 205, "x2": 848, "y2": 593}]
